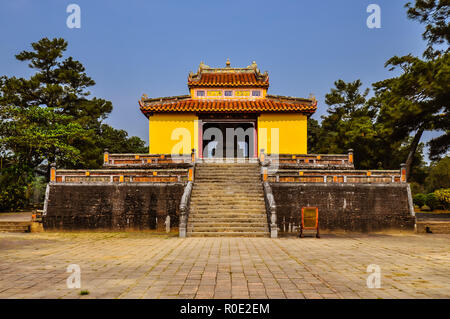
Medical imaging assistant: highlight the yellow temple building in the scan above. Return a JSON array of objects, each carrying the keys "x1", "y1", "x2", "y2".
[{"x1": 139, "y1": 60, "x2": 317, "y2": 158}]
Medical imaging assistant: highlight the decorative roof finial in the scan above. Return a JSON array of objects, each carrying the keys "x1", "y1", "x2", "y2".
[{"x1": 226, "y1": 58, "x2": 231, "y2": 67}]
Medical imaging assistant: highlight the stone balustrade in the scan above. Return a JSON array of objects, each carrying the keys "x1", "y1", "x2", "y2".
[
  {"x1": 50, "y1": 168, "x2": 193, "y2": 183},
  {"x1": 103, "y1": 150, "x2": 196, "y2": 167}
]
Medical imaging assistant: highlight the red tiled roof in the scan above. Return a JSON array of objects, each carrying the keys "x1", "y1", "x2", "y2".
[
  {"x1": 188, "y1": 72, "x2": 269, "y2": 88},
  {"x1": 139, "y1": 98, "x2": 317, "y2": 116}
]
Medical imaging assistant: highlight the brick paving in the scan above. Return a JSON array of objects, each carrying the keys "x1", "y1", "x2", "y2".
[{"x1": 0, "y1": 232, "x2": 449, "y2": 299}]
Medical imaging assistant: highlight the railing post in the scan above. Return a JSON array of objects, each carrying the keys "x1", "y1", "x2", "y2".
[
  {"x1": 103, "y1": 148, "x2": 109, "y2": 165},
  {"x1": 50, "y1": 163, "x2": 56, "y2": 182},
  {"x1": 347, "y1": 149, "x2": 354, "y2": 164},
  {"x1": 179, "y1": 181, "x2": 193, "y2": 238},
  {"x1": 400, "y1": 163, "x2": 407, "y2": 183},
  {"x1": 260, "y1": 148, "x2": 265, "y2": 163},
  {"x1": 191, "y1": 148, "x2": 196, "y2": 163},
  {"x1": 263, "y1": 167, "x2": 268, "y2": 181},
  {"x1": 263, "y1": 182, "x2": 278, "y2": 238}
]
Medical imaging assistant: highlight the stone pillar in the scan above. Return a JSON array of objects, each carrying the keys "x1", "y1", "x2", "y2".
[
  {"x1": 50, "y1": 163, "x2": 56, "y2": 182},
  {"x1": 348, "y1": 149, "x2": 354, "y2": 164},
  {"x1": 400, "y1": 163, "x2": 407, "y2": 183},
  {"x1": 103, "y1": 148, "x2": 109, "y2": 165},
  {"x1": 165, "y1": 215, "x2": 170, "y2": 233},
  {"x1": 260, "y1": 148, "x2": 265, "y2": 163}
]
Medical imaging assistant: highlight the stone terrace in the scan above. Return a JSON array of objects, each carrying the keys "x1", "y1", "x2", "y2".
[{"x1": 0, "y1": 232, "x2": 449, "y2": 299}]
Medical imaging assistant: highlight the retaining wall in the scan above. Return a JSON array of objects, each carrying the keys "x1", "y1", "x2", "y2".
[
  {"x1": 270, "y1": 183, "x2": 415, "y2": 233},
  {"x1": 43, "y1": 183, "x2": 185, "y2": 230}
]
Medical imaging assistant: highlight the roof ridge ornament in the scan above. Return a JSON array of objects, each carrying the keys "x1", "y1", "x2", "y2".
[{"x1": 226, "y1": 58, "x2": 231, "y2": 67}]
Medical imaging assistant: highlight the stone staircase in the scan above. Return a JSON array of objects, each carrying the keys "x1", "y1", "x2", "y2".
[
  {"x1": 187, "y1": 162, "x2": 269, "y2": 237},
  {"x1": 0, "y1": 221, "x2": 31, "y2": 233}
]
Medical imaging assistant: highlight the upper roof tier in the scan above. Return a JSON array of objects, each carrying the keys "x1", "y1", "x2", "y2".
[
  {"x1": 187, "y1": 60, "x2": 269, "y2": 88},
  {"x1": 139, "y1": 60, "x2": 317, "y2": 116}
]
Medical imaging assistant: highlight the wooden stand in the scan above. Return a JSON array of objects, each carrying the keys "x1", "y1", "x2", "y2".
[{"x1": 299, "y1": 207, "x2": 320, "y2": 238}]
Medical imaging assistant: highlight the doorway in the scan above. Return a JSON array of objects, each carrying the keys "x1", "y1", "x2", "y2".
[{"x1": 200, "y1": 120, "x2": 257, "y2": 159}]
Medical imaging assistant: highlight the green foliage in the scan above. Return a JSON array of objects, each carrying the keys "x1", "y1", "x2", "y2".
[
  {"x1": 425, "y1": 192, "x2": 440, "y2": 210},
  {"x1": 307, "y1": 118, "x2": 321, "y2": 153},
  {"x1": 425, "y1": 156, "x2": 450, "y2": 192},
  {"x1": 0, "y1": 37, "x2": 147, "y2": 211},
  {"x1": 413, "y1": 193, "x2": 427, "y2": 207},
  {"x1": 405, "y1": 0, "x2": 449, "y2": 58},
  {"x1": 315, "y1": 80, "x2": 380, "y2": 168},
  {"x1": 434, "y1": 188, "x2": 450, "y2": 209},
  {"x1": 99, "y1": 124, "x2": 148, "y2": 154},
  {"x1": 0, "y1": 160, "x2": 33, "y2": 211},
  {"x1": 415, "y1": 191, "x2": 446, "y2": 210}
]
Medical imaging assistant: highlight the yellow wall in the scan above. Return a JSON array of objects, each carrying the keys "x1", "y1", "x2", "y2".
[
  {"x1": 257, "y1": 113, "x2": 307, "y2": 154},
  {"x1": 149, "y1": 113, "x2": 198, "y2": 154}
]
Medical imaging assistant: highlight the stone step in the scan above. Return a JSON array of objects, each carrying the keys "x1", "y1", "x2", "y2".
[
  {"x1": 191, "y1": 201, "x2": 265, "y2": 205},
  {"x1": 191, "y1": 189, "x2": 263, "y2": 193},
  {"x1": 195, "y1": 173, "x2": 260, "y2": 181},
  {"x1": 188, "y1": 217, "x2": 267, "y2": 223},
  {"x1": 191, "y1": 194, "x2": 265, "y2": 199},
  {"x1": 187, "y1": 231, "x2": 268, "y2": 237},
  {"x1": 0, "y1": 224, "x2": 31, "y2": 232},
  {"x1": 190, "y1": 214, "x2": 266, "y2": 219},
  {"x1": 196, "y1": 165, "x2": 260, "y2": 168},
  {"x1": 191, "y1": 194, "x2": 264, "y2": 200},
  {"x1": 194, "y1": 179, "x2": 261, "y2": 183},
  {"x1": 192, "y1": 186, "x2": 263, "y2": 190},
  {"x1": 195, "y1": 172, "x2": 260, "y2": 175},
  {"x1": 190, "y1": 208, "x2": 266, "y2": 212},
  {"x1": 192, "y1": 196, "x2": 262, "y2": 200},
  {"x1": 0, "y1": 221, "x2": 32, "y2": 226},
  {"x1": 188, "y1": 226, "x2": 268, "y2": 232},
  {"x1": 191, "y1": 203, "x2": 265, "y2": 212},
  {"x1": 416, "y1": 221, "x2": 450, "y2": 234},
  {"x1": 188, "y1": 222, "x2": 267, "y2": 227}
]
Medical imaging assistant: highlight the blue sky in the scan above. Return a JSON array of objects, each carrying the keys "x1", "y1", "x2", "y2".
[{"x1": 0, "y1": 0, "x2": 436, "y2": 156}]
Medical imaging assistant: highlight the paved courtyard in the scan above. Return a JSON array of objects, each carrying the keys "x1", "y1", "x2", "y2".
[{"x1": 0, "y1": 231, "x2": 449, "y2": 299}]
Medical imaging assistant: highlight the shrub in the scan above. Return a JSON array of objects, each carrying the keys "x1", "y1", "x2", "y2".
[
  {"x1": 413, "y1": 193, "x2": 426, "y2": 207},
  {"x1": 420, "y1": 205, "x2": 431, "y2": 211},
  {"x1": 425, "y1": 193, "x2": 439, "y2": 210},
  {"x1": 434, "y1": 189, "x2": 450, "y2": 210},
  {"x1": 425, "y1": 157, "x2": 450, "y2": 193}
]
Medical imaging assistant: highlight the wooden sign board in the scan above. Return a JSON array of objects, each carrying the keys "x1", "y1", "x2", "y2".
[{"x1": 300, "y1": 207, "x2": 320, "y2": 238}]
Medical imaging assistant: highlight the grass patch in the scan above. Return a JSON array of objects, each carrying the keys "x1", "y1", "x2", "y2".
[{"x1": 79, "y1": 290, "x2": 90, "y2": 295}]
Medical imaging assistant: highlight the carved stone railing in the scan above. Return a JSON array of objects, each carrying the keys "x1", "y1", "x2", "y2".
[
  {"x1": 103, "y1": 149, "x2": 196, "y2": 168},
  {"x1": 261, "y1": 149, "x2": 355, "y2": 169},
  {"x1": 179, "y1": 181, "x2": 193, "y2": 238},
  {"x1": 267, "y1": 169, "x2": 403, "y2": 184},
  {"x1": 262, "y1": 181, "x2": 278, "y2": 238},
  {"x1": 50, "y1": 168, "x2": 193, "y2": 183}
]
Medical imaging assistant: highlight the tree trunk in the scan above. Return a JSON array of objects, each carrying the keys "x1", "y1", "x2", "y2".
[{"x1": 405, "y1": 126, "x2": 425, "y2": 181}]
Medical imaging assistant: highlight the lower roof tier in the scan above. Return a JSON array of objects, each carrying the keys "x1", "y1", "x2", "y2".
[{"x1": 139, "y1": 94, "x2": 317, "y2": 117}]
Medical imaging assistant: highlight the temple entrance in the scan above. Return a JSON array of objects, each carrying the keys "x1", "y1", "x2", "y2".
[{"x1": 200, "y1": 120, "x2": 256, "y2": 159}]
